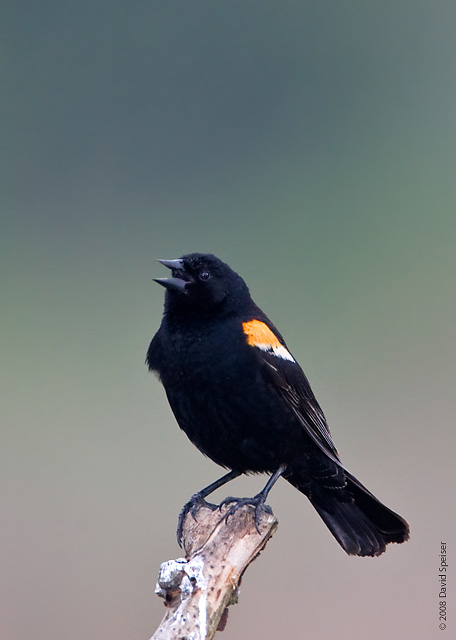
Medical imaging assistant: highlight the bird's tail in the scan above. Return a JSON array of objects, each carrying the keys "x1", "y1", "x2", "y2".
[{"x1": 286, "y1": 465, "x2": 409, "y2": 557}]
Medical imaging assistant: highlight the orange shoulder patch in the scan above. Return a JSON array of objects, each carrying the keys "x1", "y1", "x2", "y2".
[
  {"x1": 243, "y1": 320, "x2": 282, "y2": 348},
  {"x1": 242, "y1": 320, "x2": 295, "y2": 362}
]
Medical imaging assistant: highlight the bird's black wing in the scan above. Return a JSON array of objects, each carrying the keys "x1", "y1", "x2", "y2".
[
  {"x1": 262, "y1": 354, "x2": 344, "y2": 467},
  {"x1": 242, "y1": 314, "x2": 343, "y2": 468}
]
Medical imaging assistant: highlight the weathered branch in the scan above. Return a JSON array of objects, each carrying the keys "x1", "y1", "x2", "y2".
[{"x1": 151, "y1": 504, "x2": 278, "y2": 640}]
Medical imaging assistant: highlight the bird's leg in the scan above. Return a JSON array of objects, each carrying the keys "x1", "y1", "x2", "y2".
[
  {"x1": 176, "y1": 469, "x2": 242, "y2": 546},
  {"x1": 219, "y1": 464, "x2": 287, "y2": 533}
]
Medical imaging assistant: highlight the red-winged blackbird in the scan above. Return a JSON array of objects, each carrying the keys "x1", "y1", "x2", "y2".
[{"x1": 147, "y1": 253, "x2": 409, "y2": 556}]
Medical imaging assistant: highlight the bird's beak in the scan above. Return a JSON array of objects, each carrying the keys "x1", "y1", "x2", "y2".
[
  {"x1": 157, "y1": 259, "x2": 185, "y2": 271},
  {"x1": 154, "y1": 258, "x2": 189, "y2": 292}
]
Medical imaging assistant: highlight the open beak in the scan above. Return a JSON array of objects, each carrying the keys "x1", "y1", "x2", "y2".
[{"x1": 154, "y1": 258, "x2": 189, "y2": 292}]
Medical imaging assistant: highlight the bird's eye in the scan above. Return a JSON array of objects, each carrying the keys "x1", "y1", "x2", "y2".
[{"x1": 199, "y1": 271, "x2": 211, "y2": 281}]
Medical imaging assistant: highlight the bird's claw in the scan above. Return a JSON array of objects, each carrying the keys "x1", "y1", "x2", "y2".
[
  {"x1": 218, "y1": 495, "x2": 272, "y2": 533},
  {"x1": 176, "y1": 494, "x2": 218, "y2": 547}
]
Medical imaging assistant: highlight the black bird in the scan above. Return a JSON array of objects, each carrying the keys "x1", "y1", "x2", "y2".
[{"x1": 147, "y1": 253, "x2": 409, "y2": 556}]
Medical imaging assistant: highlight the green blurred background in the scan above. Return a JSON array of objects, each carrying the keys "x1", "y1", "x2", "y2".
[{"x1": 2, "y1": 2, "x2": 455, "y2": 639}]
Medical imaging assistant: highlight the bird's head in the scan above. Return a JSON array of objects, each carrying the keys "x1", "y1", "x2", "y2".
[{"x1": 154, "y1": 253, "x2": 250, "y2": 316}]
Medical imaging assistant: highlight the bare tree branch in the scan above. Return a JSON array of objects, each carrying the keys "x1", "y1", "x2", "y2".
[{"x1": 151, "y1": 504, "x2": 278, "y2": 640}]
